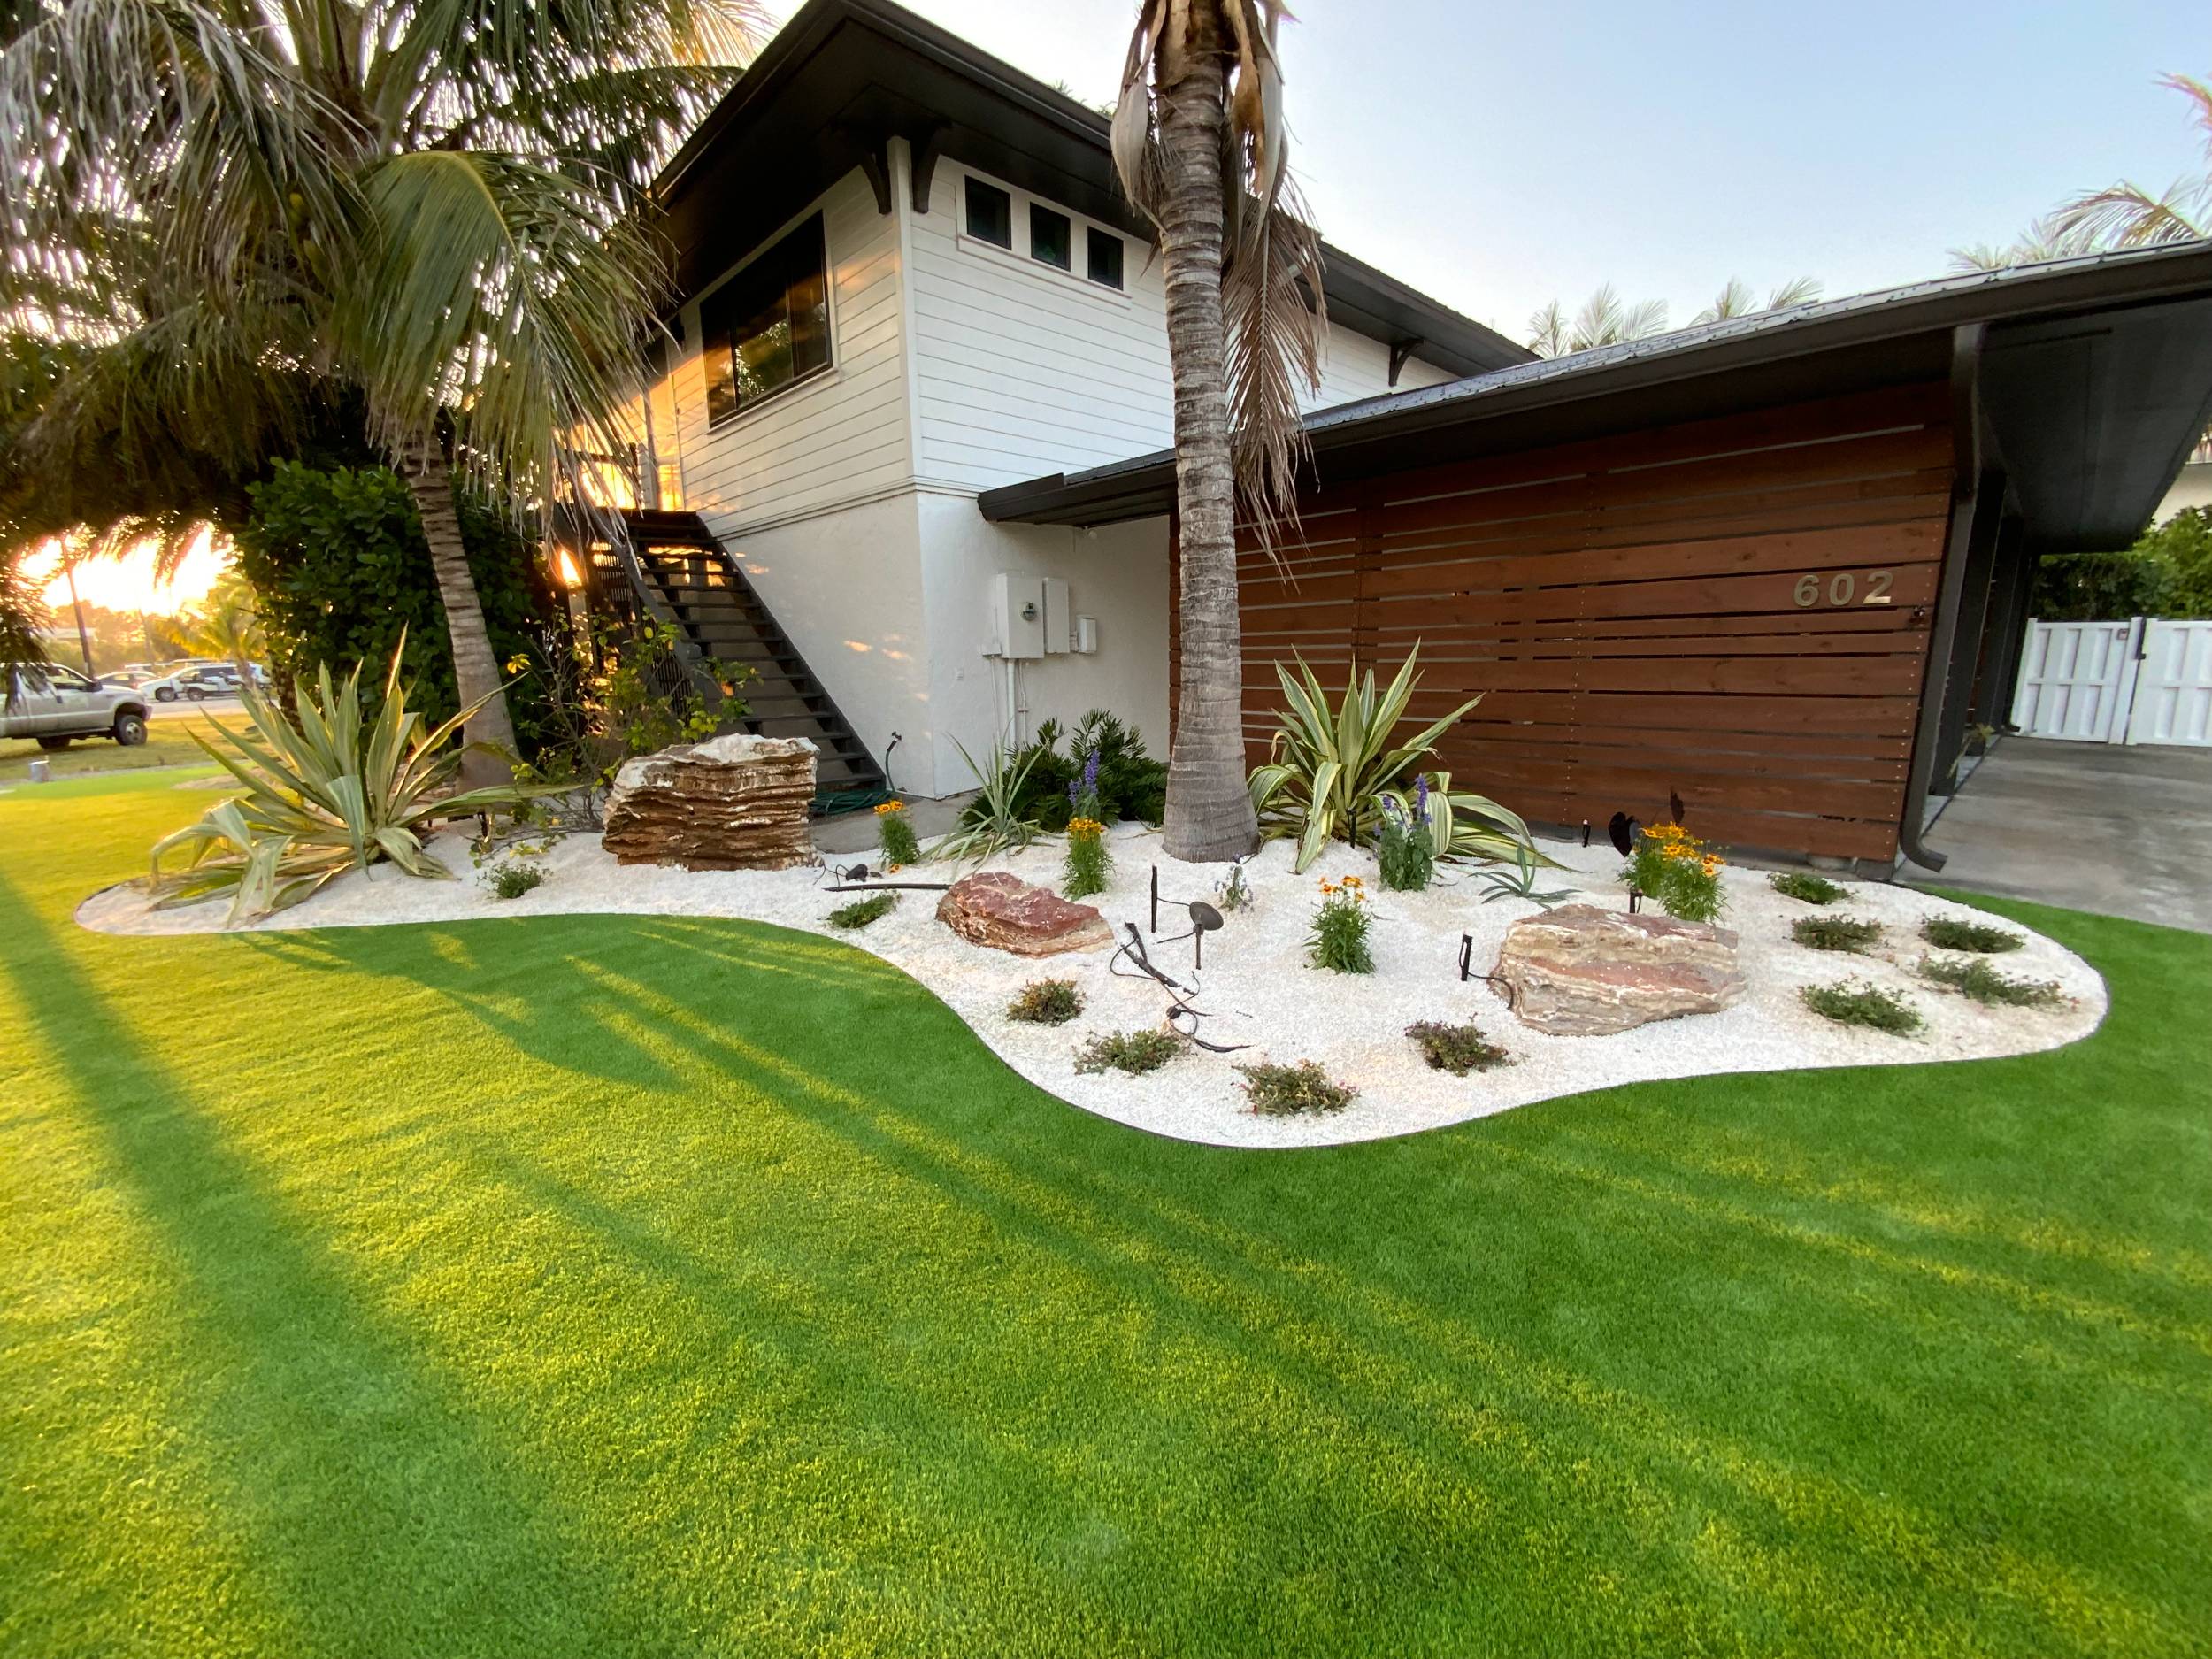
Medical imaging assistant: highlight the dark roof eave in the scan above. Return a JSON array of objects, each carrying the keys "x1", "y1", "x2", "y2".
[{"x1": 979, "y1": 241, "x2": 2212, "y2": 527}]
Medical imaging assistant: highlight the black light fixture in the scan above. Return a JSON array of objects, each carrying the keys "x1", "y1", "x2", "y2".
[
  {"x1": 1149, "y1": 866, "x2": 1228, "y2": 969},
  {"x1": 1457, "y1": 932, "x2": 1518, "y2": 1010}
]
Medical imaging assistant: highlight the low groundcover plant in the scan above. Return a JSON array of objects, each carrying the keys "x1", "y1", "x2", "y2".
[
  {"x1": 1073, "y1": 1028, "x2": 1186, "y2": 1075},
  {"x1": 1007, "y1": 979, "x2": 1084, "y2": 1025},
  {"x1": 1405, "y1": 1019, "x2": 1511, "y2": 1075},
  {"x1": 1791, "y1": 915, "x2": 1883, "y2": 954},
  {"x1": 1800, "y1": 979, "x2": 1924, "y2": 1035},
  {"x1": 1237, "y1": 1060, "x2": 1358, "y2": 1115},
  {"x1": 1921, "y1": 916, "x2": 2024, "y2": 954},
  {"x1": 1920, "y1": 956, "x2": 2064, "y2": 1009},
  {"x1": 827, "y1": 891, "x2": 899, "y2": 930},
  {"x1": 1770, "y1": 870, "x2": 1845, "y2": 905}
]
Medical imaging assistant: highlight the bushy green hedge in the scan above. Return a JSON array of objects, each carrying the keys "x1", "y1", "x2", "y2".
[
  {"x1": 233, "y1": 459, "x2": 560, "y2": 749},
  {"x1": 2032, "y1": 507, "x2": 2212, "y2": 620}
]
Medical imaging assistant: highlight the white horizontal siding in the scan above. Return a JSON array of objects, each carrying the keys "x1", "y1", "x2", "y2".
[
  {"x1": 660, "y1": 170, "x2": 913, "y2": 532},
  {"x1": 909, "y1": 164, "x2": 1176, "y2": 489},
  {"x1": 1303, "y1": 329, "x2": 1455, "y2": 411}
]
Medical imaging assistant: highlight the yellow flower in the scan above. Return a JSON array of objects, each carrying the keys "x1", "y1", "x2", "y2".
[
  {"x1": 874, "y1": 800, "x2": 905, "y2": 816},
  {"x1": 1067, "y1": 817, "x2": 1105, "y2": 839}
]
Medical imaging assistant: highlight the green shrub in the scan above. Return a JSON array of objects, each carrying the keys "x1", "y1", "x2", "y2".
[
  {"x1": 1799, "y1": 979, "x2": 1924, "y2": 1035},
  {"x1": 234, "y1": 458, "x2": 560, "y2": 749},
  {"x1": 1769, "y1": 870, "x2": 1845, "y2": 905},
  {"x1": 1921, "y1": 916, "x2": 2024, "y2": 954},
  {"x1": 1374, "y1": 787, "x2": 1436, "y2": 891},
  {"x1": 483, "y1": 860, "x2": 547, "y2": 901},
  {"x1": 1624, "y1": 823, "x2": 1726, "y2": 923},
  {"x1": 1791, "y1": 915, "x2": 1883, "y2": 954},
  {"x1": 1306, "y1": 877, "x2": 1374, "y2": 973},
  {"x1": 875, "y1": 802, "x2": 921, "y2": 866},
  {"x1": 975, "y1": 710, "x2": 1167, "y2": 832},
  {"x1": 826, "y1": 892, "x2": 898, "y2": 930},
  {"x1": 1073, "y1": 1027, "x2": 1186, "y2": 1075},
  {"x1": 1405, "y1": 1020, "x2": 1510, "y2": 1075},
  {"x1": 148, "y1": 637, "x2": 550, "y2": 923},
  {"x1": 1237, "y1": 1060, "x2": 1358, "y2": 1116},
  {"x1": 933, "y1": 737, "x2": 1044, "y2": 864},
  {"x1": 1919, "y1": 956, "x2": 2064, "y2": 1009},
  {"x1": 1007, "y1": 979, "x2": 1084, "y2": 1025}
]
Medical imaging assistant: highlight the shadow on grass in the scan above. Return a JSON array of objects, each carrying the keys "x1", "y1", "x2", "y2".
[{"x1": 0, "y1": 867, "x2": 683, "y2": 1656}]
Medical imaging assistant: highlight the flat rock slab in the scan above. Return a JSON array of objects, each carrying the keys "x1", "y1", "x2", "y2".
[
  {"x1": 1493, "y1": 902, "x2": 1745, "y2": 1036},
  {"x1": 603, "y1": 733, "x2": 817, "y2": 872},
  {"x1": 937, "y1": 871, "x2": 1113, "y2": 956}
]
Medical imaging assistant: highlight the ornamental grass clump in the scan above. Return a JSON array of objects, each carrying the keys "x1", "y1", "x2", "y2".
[
  {"x1": 1374, "y1": 777, "x2": 1436, "y2": 891},
  {"x1": 1237, "y1": 1060, "x2": 1358, "y2": 1116},
  {"x1": 1061, "y1": 750, "x2": 1111, "y2": 898},
  {"x1": 1307, "y1": 876, "x2": 1374, "y2": 973},
  {"x1": 1800, "y1": 979, "x2": 1924, "y2": 1035},
  {"x1": 149, "y1": 634, "x2": 549, "y2": 924},
  {"x1": 1921, "y1": 916, "x2": 2024, "y2": 954},
  {"x1": 1405, "y1": 1019, "x2": 1511, "y2": 1076},
  {"x1": 874, "y1": 799, "x2": 919, "y2": 867},
  {"x1": 827, "y1": 891, "x2": 898, "y2": 930},
  {"x1": 1624, "y1": 822, "x2": 1727, "y2": 923},
  {"x1": 1770, "y1": 870, "x2": 1846, "y2": 905},
  {"x1": 1791, "y1": 915, "x2": 1884, "y2": 954},
  {"x1": 1073, "y1": 1027, "x2": 1186, "y2": 1076},
  {"x1": 1007, "y1": 979, "x2": 1085, "y2": 1025},
  {"x1": 1919, "y1": 956, "x2": 2065, "y2": 1009}
]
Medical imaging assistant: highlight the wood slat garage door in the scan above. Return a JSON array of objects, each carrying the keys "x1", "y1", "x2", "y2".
[{"x1": 1170, "y1": 382, "x2": 1957, "y2": 861}]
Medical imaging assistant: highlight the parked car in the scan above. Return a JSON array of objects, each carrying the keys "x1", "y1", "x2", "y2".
[
  {"x1": 3, "y1": 662, "x2": 150, "y2": 749},
  {"x1": 140, "y1": 664, "x2": 239, "y2": 702}
]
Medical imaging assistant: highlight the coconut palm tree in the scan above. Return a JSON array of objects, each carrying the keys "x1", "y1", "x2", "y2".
[
  {"x1": 1525, "y1": 284, "x2": 1671, "y2": 357},
  {"x1": 1950, "y1": 73, "x2": 2210, "y2": 272},
  {"x1": 1, "y1": 0, "x2": 762, "y2": 782},
  {"x1": 1690, "y1": 274, "x2": 1823, "y2": 324},
  {"x1": 1111, "y1": 0, "x2": 1325, "y2": 862}
]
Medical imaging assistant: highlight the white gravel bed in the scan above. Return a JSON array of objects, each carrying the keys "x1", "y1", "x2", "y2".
[{"x1": 77, "y1": 825, "x2": 2107, "y2": 1148}]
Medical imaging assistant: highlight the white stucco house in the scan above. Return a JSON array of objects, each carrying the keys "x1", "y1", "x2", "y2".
[{"x1": 599, "y1": 0, "x2": 1526, "y2": 798}]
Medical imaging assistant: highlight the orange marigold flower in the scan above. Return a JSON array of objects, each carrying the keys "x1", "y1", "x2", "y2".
[{"x1": 874, "y1": 800, "x2": 905, "y2": 816}]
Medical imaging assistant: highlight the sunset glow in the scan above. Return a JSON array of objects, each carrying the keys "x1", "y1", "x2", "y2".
[{"x1": 27, "y1": 528, "x2": 231, "y2": 618}]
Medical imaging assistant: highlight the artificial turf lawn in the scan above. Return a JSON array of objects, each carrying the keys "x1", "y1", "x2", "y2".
[
  {"x1": 0, "y1": 708, "x2": 241, "y2": 784},
  {"x1": 2, "y1": 784, "x2": 2208, "y2": 1659}
]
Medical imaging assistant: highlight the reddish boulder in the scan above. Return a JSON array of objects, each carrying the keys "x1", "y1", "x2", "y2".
[
  {"x1": 1493, "y1": 903, "x2": 1744, "y2": 1036},
  {"x1": 937, "y1": 872, "x2": 1113, "y2": 956}
]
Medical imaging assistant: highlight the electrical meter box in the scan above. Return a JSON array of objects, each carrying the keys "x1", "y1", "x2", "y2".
[
  {"x1": 1041, "y1": 578, "x2": 1071, "y2": 654},
  {"x1": 988, "y1": 572, "x2": 1046, "y2": 659}
]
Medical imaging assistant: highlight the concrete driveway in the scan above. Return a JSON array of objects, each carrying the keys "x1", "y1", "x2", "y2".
[{"x1": 1904, "y1": 737, "x2": 2212, "y2": 933}]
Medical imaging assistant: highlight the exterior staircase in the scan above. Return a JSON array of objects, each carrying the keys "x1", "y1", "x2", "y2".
[{"x1": 591, "y1": 509, "x2": 887, "y2": 803}]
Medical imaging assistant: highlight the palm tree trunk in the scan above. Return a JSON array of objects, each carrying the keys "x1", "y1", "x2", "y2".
[
  {"x1": 396, "y1": 436, "x2": 517, "y2": 789},
  {"x1": 1156, "y1": 4, "x2": 1258, "y2": 864}
]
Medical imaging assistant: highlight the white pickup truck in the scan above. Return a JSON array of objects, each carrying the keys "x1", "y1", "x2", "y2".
[{"x1": 2, "y1": 663, "x2": 151, "y2": 750}]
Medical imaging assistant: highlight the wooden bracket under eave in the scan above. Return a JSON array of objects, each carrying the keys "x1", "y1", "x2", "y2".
[{"x1": 1388, "y1": 338, "x2": 1425, "y2": 388}]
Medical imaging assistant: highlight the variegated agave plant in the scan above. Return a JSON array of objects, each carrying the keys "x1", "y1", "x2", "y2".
[
  {"x1": 150, "y1": 638, "x2": 546, "y2": 923},
  {"x1": 1248, "y1": 647, "x2": 1545, "y2": 874}
]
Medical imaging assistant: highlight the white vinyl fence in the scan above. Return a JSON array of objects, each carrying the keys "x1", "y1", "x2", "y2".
[{"x1": 2011, "y1": 618, "x2": 2212, "y2": 746}]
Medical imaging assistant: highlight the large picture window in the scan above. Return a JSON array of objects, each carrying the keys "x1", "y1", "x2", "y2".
[{"x1": 702, "y1": 214, "x2": 831, "y2": 424}]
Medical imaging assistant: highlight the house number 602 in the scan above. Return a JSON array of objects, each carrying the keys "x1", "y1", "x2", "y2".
[{"x1": 1793, "y1": 570, "x2": 1893, "y2": 607}]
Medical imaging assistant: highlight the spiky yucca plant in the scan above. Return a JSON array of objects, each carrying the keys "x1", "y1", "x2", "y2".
[
  {"x1": 1247, "y1": 647, "x2": 1542, "y2": 873},
  {"x1": 150, "y1": 638, "x2": 544, "y2": 923}
]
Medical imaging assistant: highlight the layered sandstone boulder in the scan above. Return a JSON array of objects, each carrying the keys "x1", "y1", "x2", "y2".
[
  {"x1": 1492, "y1": 903, "x2": 1745, "y2": 1036},
  {"x1": 936, "y1": 871, "x2": 1113, "y2": 956},
  {"x1": 602, "y1": 733, "x2": 816, "y2": 871}
]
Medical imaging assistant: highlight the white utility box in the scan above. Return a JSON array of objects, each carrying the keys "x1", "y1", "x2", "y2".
[
  {"x1": 988, "y1": 572, "x2": 1047, "y2": 659},
  {"x1": 1073, "y1": 615, "x2": 1099, "y2": 654},
  {"x1": 1041, "y1": 577, "x2": 1071, "y2": 654}
]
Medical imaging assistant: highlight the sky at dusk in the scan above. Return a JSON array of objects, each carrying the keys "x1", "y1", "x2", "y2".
[{"x1": 893, "y1": 0, "x2": 2208, "y2": 340}]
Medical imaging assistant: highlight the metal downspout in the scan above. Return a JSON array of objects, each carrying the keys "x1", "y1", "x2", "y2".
[{"x1": 1899, "y1": 324, "x2": 1987, "y2": 873}]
